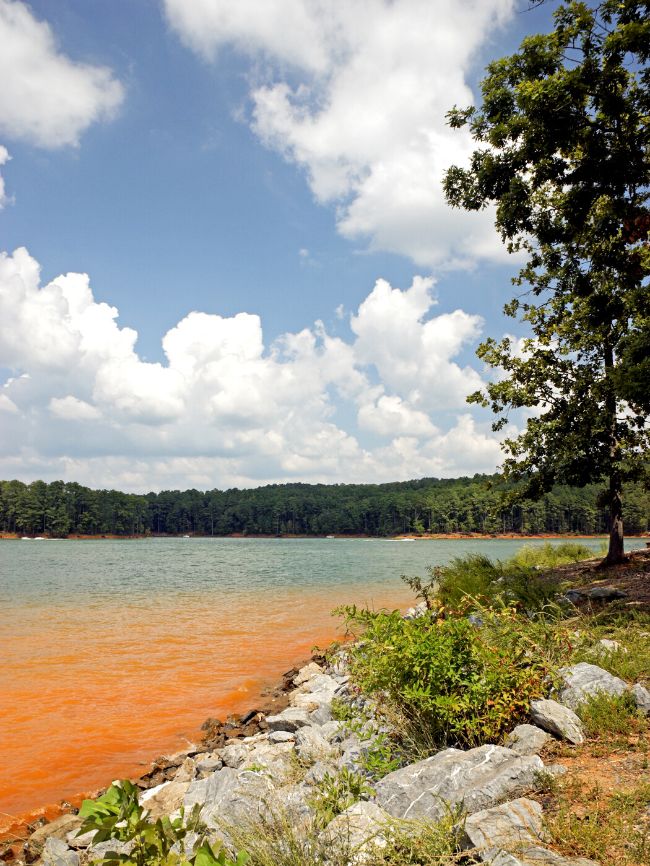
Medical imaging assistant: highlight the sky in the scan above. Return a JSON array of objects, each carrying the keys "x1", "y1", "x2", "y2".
[{"x1": 0, "y1": 0, "x2": 556, "y2": 493}]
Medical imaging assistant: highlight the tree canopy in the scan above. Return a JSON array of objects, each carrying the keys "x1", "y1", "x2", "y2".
[{"x1": 444, "y1": 0, "x2": 650, "y2": 564}]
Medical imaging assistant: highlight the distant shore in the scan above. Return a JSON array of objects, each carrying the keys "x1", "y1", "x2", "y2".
[{"x1": 1, "y1": 531, "x2": 648, "y2": 541}]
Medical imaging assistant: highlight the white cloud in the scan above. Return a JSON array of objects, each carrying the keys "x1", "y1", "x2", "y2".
[
  {"x1": 0, "y1": 0, "x2": 124, "y2": 148},
  {"x1": 164, "y1": 0, "x2": 514, "y2": 268},
  {"x1": 0, "y1": 247, "x2": 507, "y2": 490},
  {"x1": 0, "y1": 144, "x2": 11, "y2": 208}
]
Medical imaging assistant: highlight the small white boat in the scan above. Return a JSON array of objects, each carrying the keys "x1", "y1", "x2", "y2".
[
  {"x1": 182, "y1": 534, "x2": 190, "y2": 539},
  {"x1": 326, "y1": 535, "x2": 335, "y2": 539},
  {"x1": 34, "y1": 536, "x2": 45, "y2": 541}
]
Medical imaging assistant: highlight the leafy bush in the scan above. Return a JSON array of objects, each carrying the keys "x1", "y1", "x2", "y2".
[
  {"x1": 78, "y1": 780, "x2": 249, "y2": 866},
  {"x1": 337, "y1": 604, "x2": 559, "y2": 749},
  {"x1": 509, "y1": 542, "x2": 599, "y2": 569}
]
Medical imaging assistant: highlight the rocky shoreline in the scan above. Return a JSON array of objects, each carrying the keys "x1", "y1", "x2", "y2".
[{"x1": 13, "y1": 625, "x2": 650, "y2": 866}]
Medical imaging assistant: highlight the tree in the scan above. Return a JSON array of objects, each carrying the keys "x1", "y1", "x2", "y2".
[{"x1": 444, "y1": 0, "x2": 650, "y2": 564}]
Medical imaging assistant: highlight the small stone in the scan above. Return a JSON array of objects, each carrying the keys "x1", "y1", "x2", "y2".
[
  {"x1": 631, "y1": 683, "x2": 650, "y2": 715},
  {"x1": 173, "y1": 757, "x2": 196, "y2": 783},
  {"x1": 530, "y1": 700, "x2": 584, "y2": 745},
  {"x1": 220, "y1": 743, "x2": 249, "y2": 768},
  {"x1": 295, "y1": 726, "x2": 336, "y2": 764},
  {"x1": 304, "y1": 761, "x2": 338, "y2": 785},
  {"x1": 268, "y1": 730, "x2": 295, "y2": 744},
  {"x1": 505, "y1": 725, "x2": 551, "y2": 756},
  {"x1": 293, "y1": 662, "x2": 323, "y2": 685},
  {"x1": 195, "y1": 756, "x2": 223, "y2": 775}
]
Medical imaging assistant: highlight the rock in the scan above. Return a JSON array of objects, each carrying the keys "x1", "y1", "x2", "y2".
[
  {"x1": 505, "y1": 725, "x2": 551, "y2": 756},
  {"x1": 268, "y1": 730, "x2": 295, "y2": 744},
  {"x1": 489, "y1": 847, "x2": 600, "y2": 865},
  {"x1": 173, "y1": 757, "x2": 197, "y2": 783},
  {"x1": 596, "y1": 638, "x2": 624, "y2": 654},
  {"x1": 29, "y1": 815, "x2": 83, "y2": 849},
  {"x1": 460, "y1": 797, "x2": 546, "y2": 859},
  {"x1": 294, "y1": 662, "x2": 323, "y2": 685},
  {"x1": 304, "y1": 761, "x2": 339, "y2": 785},
  {"x1": 140, "y1": 780, "x2": 189, "y2": 819},
  {"x1": 631, "y1": 683, "x2": 650, "y2": 714},
  {"x1": 184, "y1": 768, "x2": 275, "y2": 832},
  {"x1": 195, "y1": 755, "x2": 223, "y2": 775},
  {"x1": 530, "y1": 700, "x2": 584, "y2": 745},
  {"x1": 541, "y1": 764, "x2": 567, "y2": 778},
  {"x1": 585, "y1": 586, "x2": 627, "y2": 601},
  {"x1": 271, "y1": 784, "x2": 312, "y2": 824},
  {"x1": 558, "y1": 663, "x2": 628, "y2": 710},
  {"x1": 320, "y1": 720, "x2": 345, "y2": 742},
  {"x1": 66, "y1": 829, "x2": 95, "y2": 850},
  {"x1": 220, "y1": 743, "x2": 249, "y2": 768},
  {"x1": 561, "y1": 590, "x2": 586, "y2": 605},
  {"x1": 88, "y1": 840, "x2": 133, "y2": 859},
  {"x1": 41, "y1": 839, "x2": 79, "y2": 866},
  {"x1": 309, "y1": 704, "x2": 333, "y2": 725},
  {"x1": 295, "y1": 726, "x2": 337, "y2": 764},
  {"x1": 321, "y1": 801, "x2": 391, "y2": 862},
  {"x1": 265, "y1": 708, "x2": 311, "y2": 732},
  {"x1": 375, "y1": 745, "x2": 543, "y2": 822}
]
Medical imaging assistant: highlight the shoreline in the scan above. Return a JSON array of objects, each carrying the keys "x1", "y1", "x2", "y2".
[{"x1": 2, "y1": 532, "x2": 647, "y2": 541}]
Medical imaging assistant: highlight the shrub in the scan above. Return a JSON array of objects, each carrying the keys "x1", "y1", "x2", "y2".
[{"x1": 336, "y1": 604, "x2": 557, "y2": 749}]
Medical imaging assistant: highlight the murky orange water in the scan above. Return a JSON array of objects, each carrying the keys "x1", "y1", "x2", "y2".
[{"x1": 0, "y1": 582, "x2": 411, "y2": 832}]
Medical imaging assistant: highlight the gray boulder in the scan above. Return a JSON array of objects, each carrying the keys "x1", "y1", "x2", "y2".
[
  {"x1": 42, "y1": 838, "x2": 79, "y2": 866},
  {"x1": 265, "y1": 707, "x2": 311, "y2": 732},
  {"x1": 184, "y1": 767, "x2": 275, "y2": 831},
  {"x1": 294, "y1": 662, "x2": 323, "y2": 685},
  {"x1": 486, "y1": 847, "x2": 599, "y2": 865},
  {"x1": 461, "y1": 797, "x2": 546, "y2": 859},
  {"x1": 631, "y1": 683, "x2": 650, "y2": 715},
  {"x1": 505, "y1": 725, "x2": 551, "y2": 756},
  {"x1": 304, "y1": 761, "x2": 339, "y2": 785},
  {"x1": 29, "y1": 815, "x2": 83, "y2": 848},
  {"x1": 558, "y1": 663, "x2": 628, "y2": 710},
  {"x1": 140, "y1": 780, "x2": 190, "y2": 819},
  {"x1": 375, "y1": 745, "x2": 543, "y2": 822},
  {"x1": 530, "y1": 700, "x2": 584, "y2": 745}
]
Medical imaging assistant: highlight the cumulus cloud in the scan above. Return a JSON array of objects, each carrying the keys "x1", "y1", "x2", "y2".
[
  {"x1": 0, "y1": 144, "x2": 11, "y2": 208},
  {"x1": 0, "y1": 0, "x2": 124, "y2": 148},
  {"x1": 0, "y1": 247, "x2": 507, "y2": 490},
  {"x1": 163, "y1": 0, "x2": 514, "y2": 268}
]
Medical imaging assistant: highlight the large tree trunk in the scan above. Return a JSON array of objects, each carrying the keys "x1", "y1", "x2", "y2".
[
  {"x1": 601, "y1": 341, "x2": 627, "y2": 567},
  {"x1": 604, "y1": 482, "x2": 625, "y2": 566}
]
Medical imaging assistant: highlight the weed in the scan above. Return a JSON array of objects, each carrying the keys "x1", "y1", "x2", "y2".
[
  {"x1": 330, "y1": 697, "x2": 356, "y2": 723},
  {"x1": 576, "y1": 692, "x2": 646, "y2": 740},
  {"x1": 78, "y1": 780, "x2": 249, "y2": 866},
  {"x1": 308, "y1": 767, "x2": 374, "y2": 829}
]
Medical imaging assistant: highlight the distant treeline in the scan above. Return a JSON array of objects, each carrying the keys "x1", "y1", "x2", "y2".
[{"x1": 1, "y1": 476, "x2": 649, "y2": 538}]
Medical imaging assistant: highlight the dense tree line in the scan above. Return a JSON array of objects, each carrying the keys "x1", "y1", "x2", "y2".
[{"x1": 0, "y1": 475, "x2": 648, "y2": 538}]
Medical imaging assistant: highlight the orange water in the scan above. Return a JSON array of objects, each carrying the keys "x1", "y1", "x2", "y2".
[{"x1": 0, "y1": 581, "x2": 411, "y2": 831}]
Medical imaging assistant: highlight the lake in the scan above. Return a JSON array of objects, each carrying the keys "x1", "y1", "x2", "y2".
[{"x1": 0, "y1": 535, "x2": 637, "y2": 826}]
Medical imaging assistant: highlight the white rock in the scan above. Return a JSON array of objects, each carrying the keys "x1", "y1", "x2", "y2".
[
  {"x1": 530, "y1": 700, "x2": 584, "y2": 745},
  {"x1": 461, "y1": 797, "x2": 546, "y2": 858},
  {"x1": 558, "y1": 663, "x2": 628, "y2": 710},
  {"x1": 505, "y1": 725, "x2": 551, "y2": 756},
  {"x1": 294, "y1": 662, "x2": 323, "y2": 685}
]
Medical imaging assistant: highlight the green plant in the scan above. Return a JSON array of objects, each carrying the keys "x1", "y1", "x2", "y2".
[
  {"x1": 576, "y1": 692, "x2": 644, "y2": 740},
  {"x1": 330, "y1": 697, "x2": 356, "y2": 723},
  {"x1": 78, "y1": 780, "x2": 249, "y2": 866},
  {"x1": 358, "y1": 732, "x2": 402, "y2": 780},
  {"x1": 308, "y1": 767, "x2": 374, "y2": 829},
  {"x1": 337, "y1": 603, "x2": 563, "y2": 750},
  {"x1": 371, "y1": 815, "x2": 463, "y2": 866}
]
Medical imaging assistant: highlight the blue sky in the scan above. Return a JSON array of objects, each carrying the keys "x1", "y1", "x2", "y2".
[{"x1": 0, "y1": 0, "x2": 555, "y2": 492}]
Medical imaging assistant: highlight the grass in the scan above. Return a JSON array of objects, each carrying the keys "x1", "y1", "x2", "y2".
[
  {"x1": 576, "y1": 692, "x2": 647, "y2": 740},
  {"x1": 543, "y1": 776, "x2": 650, "y2": 866}
]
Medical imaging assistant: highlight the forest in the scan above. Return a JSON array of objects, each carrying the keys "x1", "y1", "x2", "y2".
[{"x1": 0, "y1": 475, "x2": 648, "y2": 538}]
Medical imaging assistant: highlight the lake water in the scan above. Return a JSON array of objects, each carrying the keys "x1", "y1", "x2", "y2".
[{"x1": 0, "y1": 535, "x2": 637, "y2": 826}]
